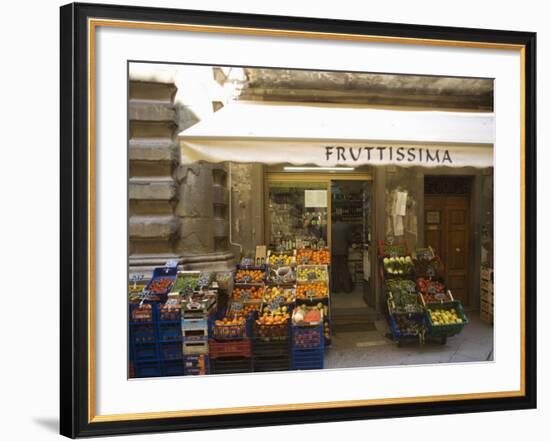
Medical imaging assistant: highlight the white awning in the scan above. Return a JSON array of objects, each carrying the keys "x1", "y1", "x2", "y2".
[{"x1": 178, "y1": 101, "x2": 494, "y2": 168}]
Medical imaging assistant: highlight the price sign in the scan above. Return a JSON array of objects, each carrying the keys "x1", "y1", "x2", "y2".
[
  {"x1": 130, "y1": 274, "x2": 144, "y2": 290},
  {"x1": 267, "y1": 301, "x2": 279, "y2": 312},
  {"x1": 307, "y1": 272, "x2": 317, "y2": 281},
  {"x1": 275, "y1": 295, "x2": 285, "y2": 304},
  {"x1": 241, "y1": 290, "x2": 251, "y2": 302},
  {"x1": 232, "y1": 302, "x2": 244, "y2": 312},
  {"x1": 276, "y1": 258, "x2": 285, "y2": 266},
  {"x1": 165, "y1": 259, "x2": 178, "y2": 268},
  {"x1": 435, "y1": 293, "x2": 447, "y2": 301},
  {"x1": 428, "y1": 285, "x2": 437, "y2": 295},
  {"x1": 306, "y1": 290, "x2": 316, "y2": 299},
  {"x1": 426, "y1": 267, "x2": 436, "y2": 278},
  {"x1": 242, "y1": 274, "x2": 252, "y2": 283}
]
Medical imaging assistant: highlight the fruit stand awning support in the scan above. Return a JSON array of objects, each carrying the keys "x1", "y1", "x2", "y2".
[{"x1": 178, "y1": 101, "x2": 495, "y2": 168}]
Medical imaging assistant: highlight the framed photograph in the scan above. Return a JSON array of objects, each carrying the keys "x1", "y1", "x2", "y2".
[{"x1": 60, "y1": 2, "x2": 537, "y2": 438}]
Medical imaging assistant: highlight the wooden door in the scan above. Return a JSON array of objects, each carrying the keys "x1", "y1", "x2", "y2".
[{"x1": 425, "y1": 195, "x2": 470, "y2": 305}]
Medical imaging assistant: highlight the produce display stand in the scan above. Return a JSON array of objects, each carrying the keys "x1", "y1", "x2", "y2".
[
  {"x1": 386, "y1": 299, "x2": 425, "y2": 346},
  {"x1": 291, "y1": 307, "x2": 325, "y2": 370},
  {"x1": 251, "y1": 320, "x2": 292, "y2": 372},
  {"x1": 378, "y1": 242, "x2": 471, "y2": 347}
]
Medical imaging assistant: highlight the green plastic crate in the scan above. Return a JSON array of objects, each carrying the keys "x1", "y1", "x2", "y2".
[{"x1": 424, "y1": 300, "x2": 468, "y2": 338}]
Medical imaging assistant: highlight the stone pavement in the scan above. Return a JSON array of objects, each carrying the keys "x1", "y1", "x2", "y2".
[{"x1": 325, "y1": 314, "x2": 493, "y2": 369}]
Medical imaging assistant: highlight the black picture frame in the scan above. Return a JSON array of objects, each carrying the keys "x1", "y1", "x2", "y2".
[{"x1": 60, "y1": 2, "x2": 537, "y2": 438}]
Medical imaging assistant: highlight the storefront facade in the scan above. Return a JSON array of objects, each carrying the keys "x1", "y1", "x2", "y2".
[
  {"x1": 128, "y1": 67, "x2": 495, "y2": 379},
  {"x1": 177, "y1": 102, "x2": 494, "y2": 315}
]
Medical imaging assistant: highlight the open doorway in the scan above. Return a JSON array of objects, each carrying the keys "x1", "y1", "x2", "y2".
[{"x1": 330, "y1": 180, "x2": 373, "y2": 315}]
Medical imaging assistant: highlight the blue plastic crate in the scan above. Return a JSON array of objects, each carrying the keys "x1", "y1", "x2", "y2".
[
  {"x1": 130, "y1": 323, "x2": 157, "y2": 344},
  {"x1": 183, "y1": 355, "x2": 209, "y2": 375},
  {"x1": 388, "y1": 312, "x2": 425, "y2": 340},
  {"x1": 162, "y1": 360, "x2": 185, "y2": 377},
  {"x1": 145, "y1": 267, "x2": 178, "y2": 300},
  {"x1": 291, "y1": 347, "x2": 324, "y2": 370},
  {"x1": 129, "y1": 302, "x2": 159, "y2": 325},
  {"x1": 292, "y1": 324, "x2": 325, "y2": 350},
  {"x1": 158, "y1": 323, "x2": 181, "y2": 342},
  {"x1": 133, "y1": 342, "x2": 159, "y2": 362},
  {"x1": 160, "y1": 342, "x2": 183, "y2": 361},
  {"x1": 134, "y1": 360, "x2": 162, "y2": 378}
]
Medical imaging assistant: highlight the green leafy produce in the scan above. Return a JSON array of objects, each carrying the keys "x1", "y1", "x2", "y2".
[
  {"x1": 383, "y1": 256, "x2": 414, "y2": 275},
  {"x1": 172, "y1": 274, "x2": 199, "y2": 293},
  {"x1": 386, "y1": 279, "x2": 420, "y2": 313}
]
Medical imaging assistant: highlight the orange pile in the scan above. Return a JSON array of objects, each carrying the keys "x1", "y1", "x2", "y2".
[
  {"x1": 296, "y1": 248, "x2": 330, "y2": 265},
  {"x1": 296, "y1": 283, "x2": 328, "y2": 299},
  {"x1": 232, "y1": 286, "x2": 264, "y2": 300},
  {"x1": 215, "y1": 316, "x2": 246, "y2": 327},
  {"x1": 235, "y1": 269, "x2": 264, "y2": 283}
]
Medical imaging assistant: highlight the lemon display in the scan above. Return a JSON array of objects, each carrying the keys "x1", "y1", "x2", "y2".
[{"x1": 428, "y1": 308, "x2": 463, "y2": 325}]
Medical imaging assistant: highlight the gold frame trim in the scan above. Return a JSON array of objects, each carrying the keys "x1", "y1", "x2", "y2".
[{"x1": 87, "y1": 18, "x2": 527, "y2": 423}]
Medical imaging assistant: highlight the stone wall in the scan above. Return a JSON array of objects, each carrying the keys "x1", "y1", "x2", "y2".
[
  {"x1": 228, "y1": 163, "x2": 265, "y2": 258},
  {"x1": 128, "y1": 81, "x2": 179, "y2": 272},
  {"x1": 128, "y1": 80, "x2": 235, "y2": 275}
]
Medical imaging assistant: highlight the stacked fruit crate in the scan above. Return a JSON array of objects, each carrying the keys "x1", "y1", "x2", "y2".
[
  {"x1": 181, "y1": 289, "x2": 217, "y2": 372},
  {"x1": 129, "y1": 303, "x2": 162, "y2": 378},
  {"x1": 290, "y1": 306, "x2": 325, "y2": 370},
  {"x1": 480, "y1": 266, "x2": 494, "y2": 324},
  {"x1": 158, "y1": 297, "x2": 184, "y2": 376}
]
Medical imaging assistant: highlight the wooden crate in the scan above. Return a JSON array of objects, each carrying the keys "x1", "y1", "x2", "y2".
[
  {"x1": 480, "y1": 309, "x2": 493, "y2": 324},
  {"x1": 480, "y1": 288, "x2": 494, "y2": 306}
]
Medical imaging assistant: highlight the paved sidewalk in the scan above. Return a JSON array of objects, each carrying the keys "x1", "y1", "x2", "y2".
[{"x1": 325, "y1": 315, "x2": 493, "y2": 369}]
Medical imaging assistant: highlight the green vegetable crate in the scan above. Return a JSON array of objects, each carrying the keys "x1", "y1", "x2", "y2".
[{"x1": 424, "y1": 300, "x2": 469, "y2": 343}]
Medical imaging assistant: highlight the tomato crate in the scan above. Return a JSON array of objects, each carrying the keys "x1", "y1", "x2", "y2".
[
  {"x1": 210, "y1": 357, "x2": 252, "y2": 375},
  {"x1": 134, "y1": 360, "x2": 162, "y2": 378},
  {"x1": 160, "y1": 342, "x2": 183, "y2": 361},
  {"x1": 161, "y1": 360, "x2": 185, "y2": 377},
  {"x1": 145, "y1": 267, "x2": 178, "y2": 302},
  {"x1": 209, "y1": 338, "x2": 251, "y2": 359},
  {"x1": 291, "y1": 347, "x2": 324, "y2": 370},
  {"x1": 292, "y1": 324, "x2": 324, "y2": 350}
]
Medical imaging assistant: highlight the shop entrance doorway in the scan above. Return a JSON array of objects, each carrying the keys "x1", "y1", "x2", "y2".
[
  {"x1": 424, "y1": 177, "x2": 472, "y2": 305},
  {"x1": 265, "y1": 172, "x2": 376, "y2": 325}
]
